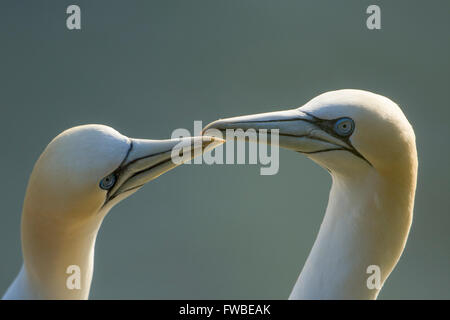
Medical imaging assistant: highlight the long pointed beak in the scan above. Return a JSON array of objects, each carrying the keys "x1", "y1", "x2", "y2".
[
  {"x1": 106, "y1": 136, "x2": 224, "y2": 202},
  {"x1": 203, "y1": 109, "x2": 349, "y2": 153}
]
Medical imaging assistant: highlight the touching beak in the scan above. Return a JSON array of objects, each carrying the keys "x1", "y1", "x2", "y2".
[
  {"x1": 106, "y1": 136, "x2": 224, "y2": 202},
  {"x1": 202, "y1": 108, "x2": 351, "y2": 153}
]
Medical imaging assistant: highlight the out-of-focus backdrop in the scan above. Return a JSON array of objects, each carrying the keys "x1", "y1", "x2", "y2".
[{"x1": 1, "y1": 0, "x2": 449, "y2": 299}]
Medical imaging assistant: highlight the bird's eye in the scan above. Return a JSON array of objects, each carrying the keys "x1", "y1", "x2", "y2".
[
  {"x1": 99, "y1": 173, "x2": 116, "y2": 190},
  {"x1": 333, "y1": 118, "x2": 354, "y2": 137}
]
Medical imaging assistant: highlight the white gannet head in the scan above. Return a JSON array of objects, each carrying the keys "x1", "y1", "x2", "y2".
[
  {"x1": 203, "y1": 89, "x2": 417, "y2": 179},
  {"x1": 25, "y1": 124, "x2": 224, "y2": 222},
  {"x1": 203, "y1": 89, "x2": 418, "y2": 299},
  {"x1": 7, "y1": 124, "x2": 223, "y2": 300}
]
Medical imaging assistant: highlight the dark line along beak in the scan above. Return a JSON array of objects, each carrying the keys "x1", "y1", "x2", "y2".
[
  {"x1": 202, "y1": 108, "x2": 371, "y2": 166},
  {"x1": 106, "y1": 136, "x2": 224, "y2": 202}
]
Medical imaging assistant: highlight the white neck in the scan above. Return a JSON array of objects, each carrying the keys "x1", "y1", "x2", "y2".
[
  {"x1": 289, "y1": 168, "x2": 414, "y2": 299},
  {"x1": 3, "y1": 210, "x2": 106, "y2": 300}
]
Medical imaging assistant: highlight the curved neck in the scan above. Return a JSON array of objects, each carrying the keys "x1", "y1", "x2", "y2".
[
  {"x1": 3, "y1": 210, "x2": 105, "y2": 300},
  {"x1": 289, "y1": 168, "x2": 415, "y2": 299}
]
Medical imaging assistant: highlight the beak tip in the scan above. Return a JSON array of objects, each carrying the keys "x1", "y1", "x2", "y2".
[
  {"x1": 201, "y1": 136, "x2": 225, "y2": 151},
  {"x1": 201, "y1": 120, "x2": 225, "y2": 136}
]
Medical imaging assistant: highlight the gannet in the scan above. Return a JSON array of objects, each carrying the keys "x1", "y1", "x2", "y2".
[
  {"x1": 2, "y1": 124, "x2": 223, "y2": 300},
  {"x1": 203, "y1": 89, "x2": 418, "y2": 299}
]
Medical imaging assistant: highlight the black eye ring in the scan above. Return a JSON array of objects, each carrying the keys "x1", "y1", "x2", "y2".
[
  {"x1": 99, "y1": 173, "x2": 116, "y2": 190},
  {"x1": 333, "y1": 118, "x2": 355, "y2": 137}
]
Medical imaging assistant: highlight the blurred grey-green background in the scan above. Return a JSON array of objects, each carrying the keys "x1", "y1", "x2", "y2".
[{"x1": 0, "y1": 0, "x2": 449, "y2": 299}]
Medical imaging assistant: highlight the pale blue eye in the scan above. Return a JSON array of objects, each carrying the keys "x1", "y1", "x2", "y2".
[
  {"x1": 99, "y1": 173, "x2": 116, "y2": 190},
  {"x1": 334, "y1": 118, "x2": 354, "y2": 136}
]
